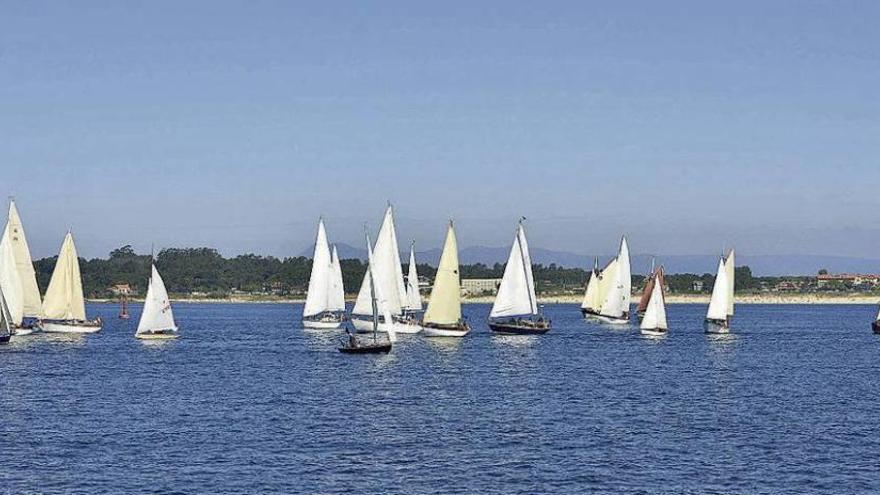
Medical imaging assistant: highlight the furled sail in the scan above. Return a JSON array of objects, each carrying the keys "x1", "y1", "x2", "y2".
[
  {"x1": 641, "y1": 268, "x2": 667, "y2": 330},
  {"x1": 42, "y1": 233, "x2": 86, "y2": 321},
  {"x1": 0, "y1": 231, "x2": 23, "y2": 325},
  {"x1": 490, "y1": 223, "x2": 538, "y2": 318},
  {"x1": 136, "y1": 264, "x2": 177, "y2": 334},
  {"x1": 303, "y1": 219, "x2": 333, "y2": 318},
  {"x1": 4, "y1": 201, "x2": 41, "y2": 317},
  {"x1": 424, "y1": 222, "x2": 462, "y2": 326},
  {"x1": 328, "y1": 245, "x2": 346, "y2": 312},
  {"x1": 404, "y1": 244, "x2": 422, "y2": 311},
  {"x1": 706, "y1": 258, "x2": 729, "y2": 321}
]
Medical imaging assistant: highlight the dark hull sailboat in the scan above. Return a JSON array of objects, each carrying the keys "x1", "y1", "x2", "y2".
[
  {"x1": 489, "y1": 317, "x2": 551, "y2": 335},
  {"x1": 338, "y1": 340, "x2": 392, "y2": 354},
  {"x1": 872, "y1": 320, "x2": 880, "y2": 334},
  {"x1": 0, "y1": 333, "x2": 10, "y2": 344}
]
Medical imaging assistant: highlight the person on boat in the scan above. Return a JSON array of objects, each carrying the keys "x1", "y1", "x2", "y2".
[{"x1": 346, "y1": 328, "x2": 358, "y2": 348}]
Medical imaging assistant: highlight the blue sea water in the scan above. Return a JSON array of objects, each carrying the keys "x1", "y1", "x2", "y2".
[{"x1": 2, "y1": 303, "x2": 880, "y2": 494}]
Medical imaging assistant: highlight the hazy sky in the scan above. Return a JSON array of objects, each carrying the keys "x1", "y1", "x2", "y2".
[{"x1": 2, "y1": 1, "x2": 878, "y2": 260}]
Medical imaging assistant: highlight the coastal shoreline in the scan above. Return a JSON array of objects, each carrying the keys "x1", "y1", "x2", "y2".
[{"x1": 88, "y1": 294, "x2": 880, "y2": 305}]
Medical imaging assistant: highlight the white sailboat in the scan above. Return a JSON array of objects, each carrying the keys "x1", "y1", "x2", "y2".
[
  {"x1": 488, "y1": 219, "x2": 550, "y2": 335},
  {"x1": 329, "y1": 245, "x2": 346, "y2": 313},
  {"x1": 422, "y1": 221, "x2": 470, "y2": 337},
  {"x1": 0, "y1": 232, "x2": 24, "y2": 333},
  {"x1": 580, "y1": 257, "x2": 600, "y2": 317},
  {"x1": 135, "y1": 264, "x2": 178, "y2": 339},
  {"x1": 302, "y1": 219, "x2": 346, "y2": 329},
  {"x1": 0, "y1": 284, "x2": 11, "y2": 344},
  {"x1": 340, "y1": 231, "x2": 396, "y2": 352},
  {"x1": 640, "y1": 266, "x2": 668, "y2": 336},
  {"x1": 1, "y1": 200, "x2": 41, "y2": 334},
  {"x1": 352, "y1": 205, "x2": 421, "y2": 334},
  {"x1": 402, "y1": 242, "x2": 423, "y2": 317},
  {"x1": 39, "y1": 232, "x2": 102, "y2": 333},
  {"x1": 595, "y1": 237, "x2": 632, "y2": 325},
  {"x1": 704, "y1": 249, "x2": 735, "y2": 333}
]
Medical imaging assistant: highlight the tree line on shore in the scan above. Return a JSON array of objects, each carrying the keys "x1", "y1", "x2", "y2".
[{"x1": 33, "y1": 245, "x2": 761, "y2": 298}]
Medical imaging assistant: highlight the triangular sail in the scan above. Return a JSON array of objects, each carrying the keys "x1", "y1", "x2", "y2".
[
  {"x1": 595, "y1": 257, "x2": 619, "y2": 314},
  {"x1": 424, "y1": 222, "x2": 462, "y2": 326},
  {"x1": 0, "y1": 285, "x2": 12, "y2": 337},
  {"x1": 136, "y1": 264, "x2": 177, "y2": 334},
  {"x1": 637, "y1": 268, "x2": 657, "y2": 315},
  {"x1": 491, "y1": 223, "x2": 538, "y2": 318},
  {"x1": 725, "y1": 248, "x2": 735, "y2": 317},
  {"x1": 365, "y1": 234, "x2": 396, "y2": 343},
  {"x1": 619, "y1": 237, "x2": 632, "y2": 311},
  {"x1": 641, "y1": 268, "x2": 667, "y2": 330},
  {"x1": 0, "y1": 230, "x2": 24, "y2": 325},
  {"x1": 706, "y1": 258, "x2": 729, "y2": 321},
  {"x1": 353, "y1": 206, "x2": 406, "y2": 316},
  {"x1": 328, "y1": 246, "x2": 346, "y2": 312},
  {"x1": 42, "y1": 233, "x2": 86, "y2": 321},
  {"x1": 404, "y1": 244, "x2": 422, "y2": 311},
  {"x1": 5, "y1": 201, "x2": 41, "y2": 317},
  {"x1": 581, "y1": 268, "x2": 599, "y2": 310},
  {"x1": 303, "y1": 219, "x2": 333, "y2": 318},
  {"x1": 599, "y1": 237, "x2": 631, "y2": 318}
]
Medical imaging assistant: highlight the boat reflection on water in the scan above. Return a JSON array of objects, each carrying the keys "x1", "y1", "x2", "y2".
[
  {"x1": 424, "y1": 335, "x2": 463, "y2": 353},
  {"x1": 490, "y1": 334, "x2": 539, "y2": 349}
]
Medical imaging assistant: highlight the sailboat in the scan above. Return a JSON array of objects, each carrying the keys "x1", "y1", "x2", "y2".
[
  {"x1": 135, "y1": 264, "x2": 178, "y2": 339},
  {"x1": 640, "y1": 266, "x2": 668, "y2": 336},
  {"x1": 402, "y1": 241, "x2": 423, "y2": 321},
  {"x1": 488, "y1": 219, "x2": 550, "y2": 335},
  {"x1": 704, "y1": 249, "x2": 735, "y2": 334},
  {"x1": 580, "y1": 257, "x2": 601, "y2": 318},
  {"x1": 636, "y1": 258, "x2": 657, "y2": 321},
  {"x1": 0, "y1": 231, "x2": 25, "y2": 334},
  {"x1": 302, "y1": 219, "x2": 347, "y2": 329},
  {"x1": 38, "y1": 232, "x2": 102, "y2": 333},
  {"x1": 0, "y1": 284, "x2": 12, "y2": 344},
  {"x1": 351, "y1": 205, "x2": 421, "y2": 334},
  {"x1": 340, "y1": 232, "x2": 396, "y2": 353},
  {"x1": 422, "y1": 221, "x2": 470, "y2": 337},
  {"x1": 594, "y1": 237, "x2": 632, "y2": 325},
  {"x1": 0, "y1": 199, "x2": 41, "y2": 335}
]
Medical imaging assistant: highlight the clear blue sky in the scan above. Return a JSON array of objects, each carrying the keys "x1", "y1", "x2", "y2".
[{"x1": 2, "y1": 1, "x2": 878, "y2": 260}]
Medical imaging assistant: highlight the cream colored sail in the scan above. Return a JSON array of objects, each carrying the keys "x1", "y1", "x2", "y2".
[
  {"x1": 0, "y1": 231, "x2": 23, "y2": 325},
  {"x1": 491, "y1": 223, "x2": 538, "y2": 318},
  {"x1": 404, "y1": 244, "x2": 422, "y2": 311},
  {"x1": 136, "y1": 264, "x2": 177, "y2": 334},
  {"x1": 595, "y1": 257, "x2": 619, "y2": 314},
  {"x1": 42, "y1": 232, "x2": 86, "y2": 321},
  {"x1": 5, "y1": 201, "x2": 41, "y2": 317},
  {"x1": 706, "y1": 258, "x2": 729, "y2": 321},
  {"x1": 724, "y1": 248, "x2": 735, "y2": 317},
  {"x1": 328, "y1": 245, "x2": 346, "y2": 312},
  {"x1": 581, "y1": 269, "x2": 599, "y2": 310},
  {"x1": 640, "y1": 274, "x2": 667, "y2": 330},
  {"x1": 424, "y1": 222, "x2": 461, "y2": 326},
  {"x1": 619, "y1": 237, "x2": 632, "y2": 311},
  {"x1": 303, "y1": 219, "x2": 333, "y2": 318}
]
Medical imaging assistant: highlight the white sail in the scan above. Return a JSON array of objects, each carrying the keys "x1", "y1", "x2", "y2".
[
  {"x1": 365, "y1": 234, "x2": 396, "y2": 343},
  {"x1": 640, "y1": 273, "x2": 667, "y2": 330},
  {"x1": 0, "y1": 285, "x2": 12, "y2": 336},
  {"x1": 599, "y1": 238, "x2": 631, "y2": 318},
  {"x1": 706, "y1": 258, "x2": 729, "y2": 321},
  {"x1": 491, "y1": 223, "x2": 538, "y2": 318},
  {"x1": 725, "y1": 248, "x2": 735, "y2": 317},
  {"x1": 404, "y1": 244, "x2": 422, "y2": 311},
  {"x1": 303, "y1": 219, "x2": 333, "y2": 318},
  {"x1": 136, "y1": 264, "x2": 177, "y2": 334},
  {"x1": 5, "y1": 201, "x2": 41, "y2": 317},
  {"x1": 353, "y1": 206, "x2": 406, "y2": 316},
  {"x1": 876, "y1": 304, "x2": 880, "y2": 323},
  {"x1": 581, "y1": 269, "x2": 598, "y2": 310},
  {"x1": 0, "y1": 230, "x2": 24, "y2": 325},
  {"x1": 42, "y1": 232, "x2": 86, "y2": 321},
  {"x1": 328, "y1": 245, "x2": 346, "y2": 312},
  {"x1": 424, "y1": 222, "x2": 462, "y2": 326}
]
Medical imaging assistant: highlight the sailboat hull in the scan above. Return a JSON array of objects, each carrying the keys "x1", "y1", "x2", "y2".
[
  {"x1": 40, "y1": 320, "x2": 102, "y2": 334},
  {"x1": 872, "y1": 321, "x2": 880, "y2": 334},
  {"x1": 136, "y1": 332, "x2": 178, "y2": 340},
  {"x1": 0, "y1": 334, "x2": 10, "y2": 344},
  {"x1": 488, "y1": 317, "x2": 551, "y2": 335},
  {"x1": 704, "y1": 318, "x2": 730, "y2": 334},
  {"x1": 351, "y1": 316, "x2": 422, "y2": 334},
  {"x1": 339, "y1": 342, "x2": 392, "y2": 354},
  {"x1": 640, "y1": 327, "x2": 667, "y2": 337},
  {"x1": 12, "y1": 326, "x2": 35, "y2": 336},
  {"x1": 303, "y1": 319, "x2": 343, "y2": 330},
  {"x1": 422, "y1": 323, "x2": 471, "y2": 337},
  {"x1": 594, "y1": 313, "x2": 630, "y2": 325}
]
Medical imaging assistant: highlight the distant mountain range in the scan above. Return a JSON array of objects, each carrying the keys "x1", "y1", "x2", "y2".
[{"x1": 303, "y1": 244, "x2": 880, "y2": 277}]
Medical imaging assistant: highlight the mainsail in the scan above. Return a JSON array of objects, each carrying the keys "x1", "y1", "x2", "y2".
[
  {"x1": 490, "y1": 222, "x2": 538, "y2": 318},
  {"x1": 328, "y1": 245, "x2": 346, "y2": 312},
  {"x1": 365, "y1": 233, "x2": 396, "y2": 343},
  {"x1": 136, "y1": 264, "x2": 177, "y2": 335},
  {"x1": 4, "y1": 201, "x2": 41, "y2": 317},
  {"x1": 581, "y1": 258, "x2": 600, "y2": 311},
  {"x1": 706, "y1": 257, "x2": 729, "y2": 321},
  {"x1": 724, "y1": 248, "x2": 735, "y2": 317},
  {"x1": 0, "y1": 232, "x2": 24, "y2": 325},
  {"x1": 599, "y1": 237, "x2": 631, "y2": 318},
  {"x1": 303, "y1": 219, "x2": 333, "y2": 318},
  {"x1": 641, "y1": 268, "x2": 667, "y2": 330},
  {"x1": 353, "y1": 206, "x2": 406, "y2": 316},
  {"x1": 42, "y1": 233, "x2": 87, "y2": 321},
  {"x1": 424, "y1": 222, "x2": 461, "y2": 326},
  {"x1": 404, "y1": 243, "x2": 422, "y2": 311}
]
